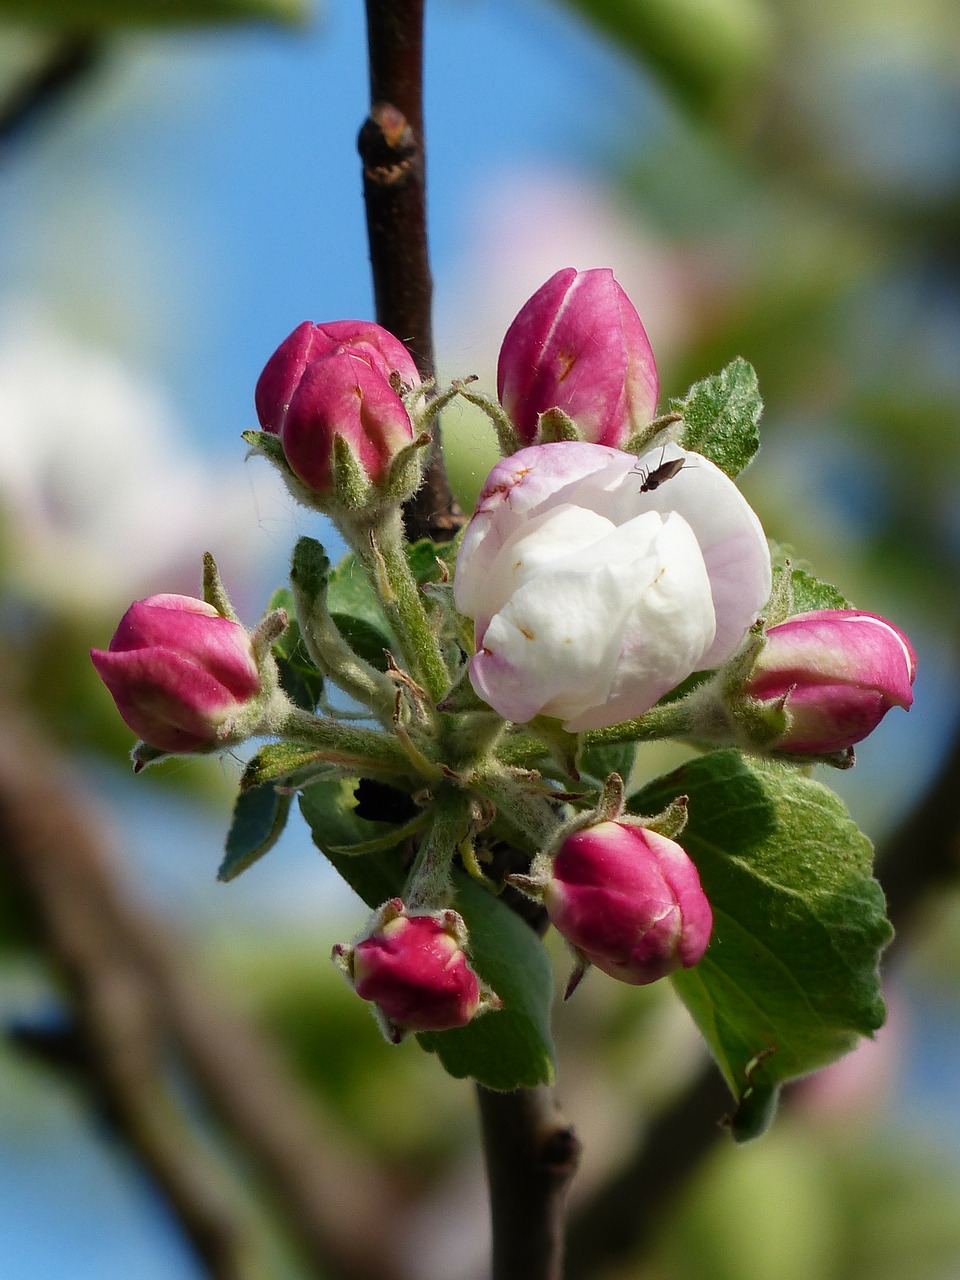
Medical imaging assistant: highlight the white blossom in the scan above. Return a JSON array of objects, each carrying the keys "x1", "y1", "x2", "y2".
[{"x1": 454, "y1": 441, "x2": 772, "y2": 732}]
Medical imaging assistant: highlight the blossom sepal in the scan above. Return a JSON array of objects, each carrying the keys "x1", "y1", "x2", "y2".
[{"x1": 332, "y1": 898, "x2": 500, "y2": 1043}]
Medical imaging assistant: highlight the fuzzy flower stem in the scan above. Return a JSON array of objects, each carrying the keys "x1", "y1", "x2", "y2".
[
  {"x1": 471, "y1": 765, "x2": 562, "y2": 852},
  {"x1": 276, "y1": 705, "x2": 415, "y2": 778},
  {"x1": 358, "y1": 511, "x2": 449, "y2": 704},
  {"x1": 405, "y1": 785, "x2": 470, "y2": 910},
  {"x1": 290, "y1": 545, "x2": 397, "y2": 726},
  {"x1": 580, "y1": 699, "x2": 694, "y2": 750}
]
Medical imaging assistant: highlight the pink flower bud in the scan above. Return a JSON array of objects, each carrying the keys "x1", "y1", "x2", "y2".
[
  {"x1": 254, "y1": 320, "x2": 419, "y2": 496},
  {"x1": 747, "y1": 609, "x2": 917, "y2": 753},
  {"x1": 279, "y1": 350, "x2": 415, "y2": 493},
  {"x1": 497, "y1": 268, "x2": 659, "y2": 447},
  {"x1": 255, "y1": 319, "x2": 420, "y2": 434},
  {"x1": 333, "y1": 901, "x2": 483, "y2": 1042},
  {"x1": 545, "y1": 821, "x2": 712, "y2": 985},
  {"x1": 90, "y1": 594, "x2": 261, "y2": 753}
]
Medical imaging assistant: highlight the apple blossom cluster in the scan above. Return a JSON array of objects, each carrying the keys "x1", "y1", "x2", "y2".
[{"x1": 91, "y1": 268, "x2": 913, "y2": 1097}]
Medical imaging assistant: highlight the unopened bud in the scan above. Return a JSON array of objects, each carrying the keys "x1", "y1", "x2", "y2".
[
  {"x1": 545, "y1": 820, "x2": 712, "y2": 987},
  {"x1": 90, "y1": 594, "x2": 261, "y2": 754},
  {"x1": 497, "y1": 268, "x2": 658, "y2": 448},
  {"x1": 333, "y1": 899, "x2": 493, "y2": 1043},
  {"x1": 747, "y1": 609, "x2": 916, "y2": 753}
]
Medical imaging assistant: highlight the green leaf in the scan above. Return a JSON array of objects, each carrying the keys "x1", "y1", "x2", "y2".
[
  {"x1": 241, "y1": 742, "x2": 338, "y2": 790},
  {"x1": 417, "y1": 872, "x2": 556, "y2": 1091},
  {"x1": 629, "y1": 751, "x2": 891, "y2": 1136},
  {"x1": 326, "y1": 555, "x2": 394, "y2": 654},
  {"x1": 9, "y1": 0, "x2": 306, "y2": 26},
  {"x1": 301, "y1": 779, "x2": 556, "y2": 1089},
  {"x1": 326, "y1": 542, "x2": 453, "y2": 670},
  {"x1": 576, "y1": 739, "x2": 638, "y2": 789},
  {"x1": 672, "y1": 357, "x2": 762, "y2": 477},
  {"x1": 328, "y1": 612, "x2": 392, "y2": 672},
  {"x1": 768, "y1": 564, "x2": 852, "y2": 622},
  {"x1": 556, "y1": 0, "x2": 771, "y2": 122},
  {"x1": 300, "y1": 777, "x2": 411, "y2": 897},
  {"x1": 406, "y1": 537, "x2": 457, "y2": 586},
  {"x1": 269, "y1": 587, "x2": 324, "y2": 710},
  {"x1": 219, "y1": 785, "x2": 293, "y2": 882}
]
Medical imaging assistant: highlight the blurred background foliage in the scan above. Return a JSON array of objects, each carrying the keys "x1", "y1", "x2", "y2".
[{"x1": 0, "y1": 0, "x2": 958, "y2": 1276}]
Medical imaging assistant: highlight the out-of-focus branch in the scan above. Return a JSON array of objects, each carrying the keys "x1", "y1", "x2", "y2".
[
  {"x1": 0, "y1": 715, "x2": 404, "y2": 1280},
  {"x1": 360, "y1": 0, "x2": 463, "y2": 542},
  {"x1": 0, "y1": 34, "x2": 104, "y2": 149},
  {"x1": 564, "y1": 1065, "x2": 730, "y2": 1279},
  {"x1": 567, "y1": 709, "x2": 960, "y2": 1276},
  {"x1": 478, "y1": 1085, "x2": 582, "y2": 1280},
  {"x1": 876, "y1": 713, "x2": 960, "y2": 952}
]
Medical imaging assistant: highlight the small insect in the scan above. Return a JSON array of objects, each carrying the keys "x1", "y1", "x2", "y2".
[{"x1": 635, "y1": 446, "x2": 687, "y2": 493}]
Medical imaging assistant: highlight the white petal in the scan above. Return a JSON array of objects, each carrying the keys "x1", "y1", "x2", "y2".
[
  {"x1": 469, "y1": 511, "x2": 714, "y2": 728},
  {"x1": 605, "y1": 444, "x2": 772, "y2": 666},
  {"x1": 563, "y1": 513, "x2": 716, "y2": 731}
]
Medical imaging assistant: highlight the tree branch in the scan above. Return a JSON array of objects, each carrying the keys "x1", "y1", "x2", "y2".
[
  {"x1": 360, "y1": 0, "x2": 463, "y2": 542},
  {"x1": 0, "y1": 34, "x2": 104, "y2": 151},
  {"x1": 0, "y1": 715, "x2": 404, "y2": 1280},
  {"x1": 477, "y1": 1084, "x2": 582, "y2": 1280}
]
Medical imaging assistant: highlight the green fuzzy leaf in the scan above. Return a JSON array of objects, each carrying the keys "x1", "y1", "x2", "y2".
[
  {"x1": 768, "y1": 564, "x2": 852, "y2": 623},
  {"x1": 327, "y1": 555, "x2": 394, "y2": 640},
  {"x1": 672, "y1": 358, "x2": 762, "y2": 477},
  {"x1": 241, "y1": 742, "x2": 337, "y2": 790},
  {"x1": 300, "y1": 777, "x2": 413, "y2": 895},
  {"x1": 576, "y1": 739, "x2": 638, "y2": 789},
  {"x1": 219, "y1": 785, "x2": 293, "y2": 882},
  {"x1": 9, "y1": 0, "x2": 306, "y2": 26},
  {"x1": 328, "y1": 612, "x2": 392, "y2": 672},
  {"x1": 301, "y1": 779, "x2": 556, "y2": 1089},
  {"x1": 326, "y1": 541, "x2": 453, "y2": 670},
  {"x1": 629, "y1": 751, "x2": 891, "y2": 1137},
  {"x1": 269, "y1": 587, "x2": 324, "y2": 710},
  {"x1": 406, "y1": 537, "x2": 458, "y2": 586}
]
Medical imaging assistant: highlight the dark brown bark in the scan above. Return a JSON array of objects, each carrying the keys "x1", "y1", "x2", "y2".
[
  {"x1": 360, "y1": 0, "x2": 463, "y2": 542},
  {"x1": 478, "y1": 1085, "x2": 582, "y2": 1280}
]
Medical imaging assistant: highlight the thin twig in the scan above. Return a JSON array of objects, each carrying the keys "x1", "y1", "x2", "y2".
[
  {"x1": 360, "y1": 0, "x2": 463, "y2": 542},
  {"x1": 478, "y1": 1085, "x2": 582, "y2": 1280},
  {"x1": 0, "y1": 33, "x2": 103, "y2": 150}
]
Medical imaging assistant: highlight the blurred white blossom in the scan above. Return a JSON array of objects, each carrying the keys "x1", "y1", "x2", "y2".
[{"x1": 0, "y1": 300, "x2": 290, "y2": 613}]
